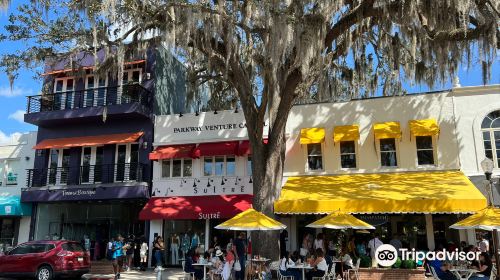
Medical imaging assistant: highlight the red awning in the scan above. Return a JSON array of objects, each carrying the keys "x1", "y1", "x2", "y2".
[
  {"x1": 193, "y1": 141, "x2": 239, "y2": 157},
  {"x1": 33, "y1": 132, "x2": 143, "y2": 150},
  {"x1": 42, "y1": 60, "x2": 146, "y2": 76},
  {"x1": 139, "y1": 195, "x2": 252, "y2": 220},
  {"x1": 149, "y1": 144, "x2": 196, "y2": 160},
  {"x1": 238, "y1": 139, "x2": 268, "y2": 156}
]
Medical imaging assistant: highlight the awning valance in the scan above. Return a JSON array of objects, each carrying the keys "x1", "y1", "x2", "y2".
[
  {"x1": 193, "y1": 141, "x2": 239, "y2": 157},
  {"x1": 274, "y1": 171, "x2": 487, "y2": 214},
  {"x1": 409, "y1": 119, "x2": 440, "y2": 136},
  {"x1": 0, "y1": 195, "x2": 32, "y2": 216},
  {"x1": 373, "y1": 122, "x2": 401, "y2": 139},
  {"x1": 139, "y1": 195, "x2": 252, "y2": 220},
  {"x1": 42, "y1": 60, "x2": 146, "y2": 76},
  {"x1": 333, "y1": 125, "x2": 360, "y2": 142},
  {"x1": 300, "y1": 128, "x2": 325, "y2": 144},
  {"x1": 149, "y1": 144, "x2": 196, "y2": 160},
  {"x1": 34, "y1": 132, "x2": 143, "y2": 149}
]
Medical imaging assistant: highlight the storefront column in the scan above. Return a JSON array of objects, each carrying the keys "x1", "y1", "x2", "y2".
[
  {"x1": 425, "y1": 214, "x2": 435, "y2": 251},
  {"x1": 467, "y1": 229, "x2": 476, "y2": 246},
  {"x1": 148, "y1": 220, "x2": 163, "y2": 268},
  {"x1": 205, "y1": 219, "x2": 209, "y2": 251},
  {"x1": 458, "y1": 229, "x2": 467, "y2": 243}
]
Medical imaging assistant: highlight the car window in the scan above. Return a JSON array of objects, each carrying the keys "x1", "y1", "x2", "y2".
[
  {"x1": 8, "y1": 244, "x2": 30, "y2": 255},
  {"x1": 62, "y1": 242, "x2": 85, "y2": 252}
]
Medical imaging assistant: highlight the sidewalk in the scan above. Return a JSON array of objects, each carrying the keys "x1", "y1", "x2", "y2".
[{"x1": 82, "y1": 268, "x2": 185, "y2": 280}]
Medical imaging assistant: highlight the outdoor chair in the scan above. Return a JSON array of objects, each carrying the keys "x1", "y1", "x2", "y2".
[
  {"x1": 490, "y1": 266, "x2": 497, "y2": 280},
  {"x1": 277, "y1": 269, "x2": 294, "y2": 280},
  {"x1": 346, "y1": 259, "x2": 360, "y2": 280},
  {"x1": 181, "y1": 260, "x2": 196, "y2": 280},
  {"x1": 312, "y1": 263, "x2": 335, "y2": 280},
  {"x1": 427, "y1": 264, "x2": 440, "y2": 280}
]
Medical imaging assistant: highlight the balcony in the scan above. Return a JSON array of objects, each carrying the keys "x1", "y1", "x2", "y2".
[
  {"x1": 25, "y1": 163, "x2": 146, "y2": 188},
  {"x1": 24, "y1": 84, "x2": 152, "y2": 126}
]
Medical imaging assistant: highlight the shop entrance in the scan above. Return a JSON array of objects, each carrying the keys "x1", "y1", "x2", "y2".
[{"x1": 162, "y1": 219, "x2": 206, "y2": 267}]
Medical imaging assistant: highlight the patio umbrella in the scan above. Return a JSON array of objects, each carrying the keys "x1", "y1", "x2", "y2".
[
  {"x1": 215, "y1": 208, "x2": 286, "y2": 231},
  {"x1": 450, "y1": 207, "x2": 500, "y2": 231},
  {"x1": 306, "y1": 211, "x2": 375, "y2": 230}
]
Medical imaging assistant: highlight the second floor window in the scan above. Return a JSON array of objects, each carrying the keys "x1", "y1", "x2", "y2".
[
  {"x1": 340, "y1": 141, "x2": 356, "y2": 168},
  {"x1": 307, "y1": 144, "x2": 323, "y2": 171},
  {"x1": 380, "y1": 138, "x2": 398, "y2": 167},
  {"x1": 482, "y1": 110, "x2": 500, "y2": 168},
  {"x1": 416, "y1": 136, "x2": 435, "y2": 165},
  {"x1": 162, "y1": 158, "x2": 192, "y2": 178},
  {"x1": 247, "y1": 156, "x2": 253, "y2": 176},
  {"x1": 203, "y1": 156, "x2": 236, "y2": 176}
]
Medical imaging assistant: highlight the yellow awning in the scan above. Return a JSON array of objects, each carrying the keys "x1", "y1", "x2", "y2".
[
  {"x1": 306, "y1": 211, "x2": 375, "y2": 230},
  {"x1": 450, "y1": 207, "x2": 500, "y2": 231},
  {"x1": 373, "y1": 122, "x2": 401, "y2": 139},
  {"x1": 300, "y1": 128, "x2": 325, "y2": 144},
  {"x1": 274, "y1": 171, "x2": 487, "y2": 214},
  {"x1": 333, "y1": 125, "x2": 360, "y2": 142},
  {"x1": 214, "y1": 208, "x2": 286, "y2": 231},
  {"x1": 409, "y1": 119, "x2": 440, "y2": 136}
]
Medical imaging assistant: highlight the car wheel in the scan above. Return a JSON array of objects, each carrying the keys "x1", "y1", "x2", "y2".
[{"x1": 36, "y1": 265, "x2": 53, "y2": 280}]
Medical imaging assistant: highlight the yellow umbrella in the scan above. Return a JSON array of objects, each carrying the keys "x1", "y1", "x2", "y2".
[
  {"x1": 307, "y1": 211, "x2": 375, "y2": 230},
  {"x1": 450, "y1": 206, "x2": 500, "y2": 231},
  {"x1": 215, "y1": 208, "x2": 286, "y2": 231}
]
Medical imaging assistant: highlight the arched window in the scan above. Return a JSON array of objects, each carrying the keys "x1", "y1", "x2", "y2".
[{"x1": 482, "y1": 110, "x2": 500, "y2": 168}]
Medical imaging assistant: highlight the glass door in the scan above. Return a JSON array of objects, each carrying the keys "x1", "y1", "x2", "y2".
[
  {"x1": 115, "y1": 145, "x2": 127, "y2": 182},
  {"x1": 114, "y1": 144, "x2": 139, "y2": 182},
  {"x1": 81, "y1": 146, "x2": 104, "y2": 184},
  {"x1": 120, "y1": 69, "x2": 142, "y2": 104},
  {"x1": 47, "y1": 149, "x2": 69, "y2": 185},
  {"x1": 53, "y1": 78, "x2": 74, "y2": 110}
]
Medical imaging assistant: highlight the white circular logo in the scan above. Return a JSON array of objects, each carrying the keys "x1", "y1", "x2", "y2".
[{"x1": 375, "y1": 244, "x2": 398, "y2": 267}]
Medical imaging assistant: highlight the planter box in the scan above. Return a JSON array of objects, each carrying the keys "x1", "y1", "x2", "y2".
[{"x1": 348, "y1": 268, "x2": 426, "y2": 280}]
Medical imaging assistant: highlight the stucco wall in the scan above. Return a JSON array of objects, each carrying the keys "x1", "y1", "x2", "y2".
[{"x1": 284, "y1": 92, "x2": 460, "y2": 175}]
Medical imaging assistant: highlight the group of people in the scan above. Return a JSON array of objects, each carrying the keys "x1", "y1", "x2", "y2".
[
  {"x1": 182, "y1": 232, "x2": 249, "y2": 280},
  {"x1": 106, "y1": 234, "x2": 149, "y2": 279},
  {"x1": 152, "y1": 230, "x2": 204, "y2": 268}
]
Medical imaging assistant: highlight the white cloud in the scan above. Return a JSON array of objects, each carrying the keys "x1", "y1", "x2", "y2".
[
  {"x1": 8, "y1": 110, "x2": 26, "y2": 123},
  {"x1": 0, "y1": 86, "x2": 34, "y2": 97},
  {"x1": 0, "y1": 131, "x2": 22, "y2": 145}
]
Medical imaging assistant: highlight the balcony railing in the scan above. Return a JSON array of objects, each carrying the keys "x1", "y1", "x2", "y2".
[
  {"x1": 26, "y1": 163, "x2": 145, "y2": 188},
  {"x1": 26, "y1": 84, "x2": 151, "y2": 114}
]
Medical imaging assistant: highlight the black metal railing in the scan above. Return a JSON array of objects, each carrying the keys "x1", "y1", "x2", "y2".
[
  {"x1": 26, "y1": 163, "x2": 145, "y2": 188},
  {"x1": 26, "y1": 84, "x2": 151, "y2": 114}
]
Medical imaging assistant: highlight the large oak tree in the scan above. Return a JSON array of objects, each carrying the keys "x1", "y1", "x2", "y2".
[{"x1": 1, "y1": 0, "x2": 498, "y2": 258}]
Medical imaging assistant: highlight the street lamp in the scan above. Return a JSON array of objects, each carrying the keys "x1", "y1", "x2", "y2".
[{"x1": 481, "y1": 157, "x2": 499, "y2": 276}]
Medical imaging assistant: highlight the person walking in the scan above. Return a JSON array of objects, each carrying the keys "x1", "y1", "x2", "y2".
[
  {"x1": 111, "y1": 234, "x2": 125, "y2": 279},
  {"x1": 125, "y1": 235, "x2": 135, "y2": 271},
  {"x1": 234, "y1": 232, "x2": 247, "y2": 280},
  {"x1": 368, "y1": 234, "x2": 383, "y2": 267}
]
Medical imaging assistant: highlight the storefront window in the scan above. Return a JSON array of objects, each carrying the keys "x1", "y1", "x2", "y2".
[
  {"x1": 162, "y1": 219, "x2": 206, "y2": 266},
  {"x1": 172, "y1": 159, "x2": 182, "y2": 177},
  {"x1": 340, "y1": 141, "x2": 356, "y2": 168},
  {"x1": 204, "y1": 158, "x2": 213, "y2": 176},
  {"x1": 380, "y1": 138, "x2": 398, "y2": 167},
  {"x1": 416, "y1": 136, "x2": 434, "y2": 165},
  {"x1": 162, "y1": 160, "x2": 171, "y2": 178},
  {"x1": 203, "y1": 156, "x2": 236, "y2": 176},
  {"x1": 215, "y1": 157, "x2": 224, "y2": 176},
  {"x1": 162, "y1": 159, "x2": 192, "y2": 178},
  {"x1": 226, "y1": 156, "x2": 236, "y2": 176},
  {"x1": 183, "y1": 159, "x2": 192, "y2": 177},
  {"x1": 307, "y1": 144, "x2": 323, "y2": 171},
  {"x1": 482, "y1": 110, "x2": 500, "y2": 168}
]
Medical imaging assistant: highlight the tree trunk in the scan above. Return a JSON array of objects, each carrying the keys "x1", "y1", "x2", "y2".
[{"x1": 249, "y1": 125, "x2": 287, "y2": 261}]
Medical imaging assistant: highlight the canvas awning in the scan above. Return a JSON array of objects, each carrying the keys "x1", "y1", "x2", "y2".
[
  {"x1": 373, "y1": 122, "x2": 401, "y2": 139},
  {"x1": 299, "y1": 128, "x2": 325, "y2": 144},
  {"x1": 333, "y1": 125, "x2": 360, "y2": 142},
  {"x1": 409, "y1": 119, "x2": 440, "y2": 136},
  {"x1": 274, "y1": 171, "x2": 487, "y2": 214},
  {"x1": 149, "y1": 144, "x2": 196, "y2": 160},
  {"x1": 33, "y1": 132, "x2": 143, "y2": 149}
]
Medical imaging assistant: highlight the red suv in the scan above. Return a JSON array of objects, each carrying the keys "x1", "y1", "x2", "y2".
[{"x1": 0, "y1": 240, "x2": 90, "y2": 280}]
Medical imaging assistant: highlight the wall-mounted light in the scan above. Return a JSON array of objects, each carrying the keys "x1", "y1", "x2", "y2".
[
  {"x1": 193, "y1": 180, "x2": 197, "y2": 188},
  {"x1": 179, "y1": 112, "x2": 183, "y2": 117},
  {"x1": 142, "y1": 142, "x2": 148, "y2": 149},
  {"x1": 25, "y1": 156, "x2": 30, "y2": 161},
  {"x1": 234, "y1": 107, "x2": 239, "y2": 113},
  {"x1": 221, "y1": 177, "x2": 225, "y2": 185},
  {"x1": 195, "y1": 111, "x2": 200, "y2": 116},
  {"x1": 214, "y1": 110, "x2": 218, "y2": 114},
  {"x1": 36, "y1": 150, "x2": 43, "y2": 157},
  {"x1": 249, "y1": 177, "x2": 253, "y2": 184}
]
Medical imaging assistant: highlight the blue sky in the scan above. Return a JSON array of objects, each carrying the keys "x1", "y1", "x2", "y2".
[{"x1": 0, "y1": 1, "x2": 498, "y2": 144}]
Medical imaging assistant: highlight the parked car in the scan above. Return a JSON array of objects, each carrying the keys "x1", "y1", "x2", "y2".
[{"x1": 0, "y1": 240, "x2": 90, "y2": 280}]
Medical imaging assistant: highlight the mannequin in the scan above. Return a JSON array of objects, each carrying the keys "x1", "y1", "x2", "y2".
[
  {"x1": 191, "y1": 232, "x2": 200, "y2": 250},
  {"x1": 171, "y1": 233, "x2": 180, "y2": 265},
  {"x1": 181, "y1": 233, "x2": 190, "y2": 258}
]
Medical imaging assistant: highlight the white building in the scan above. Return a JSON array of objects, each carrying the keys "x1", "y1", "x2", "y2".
[
  {"x1": 0, "y1": 131, "x2": 37, "y2": 252},
  {"x1": 144, "y1": 84, "x2": 499, "y2": 263}
]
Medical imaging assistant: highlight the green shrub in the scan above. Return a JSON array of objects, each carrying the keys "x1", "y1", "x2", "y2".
[
  {"x1": 359, "y1": 255, "x2": 371, "y2": 268},
  {"x1": 392, "y1": 257, "x2": 402, "y2": 268}
]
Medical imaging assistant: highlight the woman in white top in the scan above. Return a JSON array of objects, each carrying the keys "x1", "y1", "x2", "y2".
[
  {"x1": 280, "y1": 251, "x2": 302, "y2": 280},
  {"x1": 336, "y1": 247, "x2": 353, "y2": 275},
  {"x1": 306, "y1": 249, "x2": 327, "y2": 280},
  {"x1": 313, "y1": 233, "x2": 325, "y2": 251}
]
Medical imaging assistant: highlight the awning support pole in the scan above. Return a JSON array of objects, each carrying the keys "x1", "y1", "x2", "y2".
[{"x1": 425, "y1": 214, "x2": 435, "y2": 251}]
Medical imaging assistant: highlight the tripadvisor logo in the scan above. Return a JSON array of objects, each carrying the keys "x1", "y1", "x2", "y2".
[{"x1": 375, "y1": 244, "x2": 480, "y2": 267}]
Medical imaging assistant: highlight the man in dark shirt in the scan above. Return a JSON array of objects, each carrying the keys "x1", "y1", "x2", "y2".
[
  {"x1": 234, "y1": 232, "x2": 247, "y2": 280},
  {"x1": 280, "y1": 230, "x2": 288, "y2": 258}
]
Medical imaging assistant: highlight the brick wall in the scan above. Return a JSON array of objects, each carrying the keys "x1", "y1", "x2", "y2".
[{"x1": 347, "y1": 268, "x2": 427, "y2": 280}]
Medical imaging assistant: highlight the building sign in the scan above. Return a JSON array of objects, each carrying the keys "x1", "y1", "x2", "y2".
[
  {"x1": 6, "y1": 173, "x2": 17, "y2": 185},
  {"x1": 198, "y1": 212, "x2": 221, "y2": 220},
  {"x1": 21, "y1": 185, "x2": 149, "y2": 202},
  {"x1": 152, "y1": 176, "x2": 253, "y2": 197},
  {"x1": 155, "y1": 111, "x2": 268, "y2": 145},
  {"x1": 4, "y1": 205, "x2": 11, "y2": 214}
]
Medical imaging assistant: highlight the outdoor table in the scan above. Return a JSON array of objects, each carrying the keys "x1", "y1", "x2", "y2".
[
  {"x1": 450, "y1": 268, "x2": 478, "y2": 280},
  {"x1": 293, "y1": 263, "x2": 314, "y2": 280},
  {"x1": 193, "y1": 262, "x2": 213, "y2": 280},
  {"x1": 251, "y1": 258, "x2": 270, "y2": 280}
]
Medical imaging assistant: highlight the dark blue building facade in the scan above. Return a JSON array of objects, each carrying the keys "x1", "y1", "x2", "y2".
[{"x1": 21, "y1": 47, "x2": 186, "y2": 260}]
